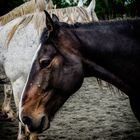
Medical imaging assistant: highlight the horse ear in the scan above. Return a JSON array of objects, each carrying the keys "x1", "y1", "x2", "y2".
[
  {"x1": 77, "y1": 0, "x2": 83, "y2": 7},
  {"x1": 52, "y1": 14, "x2": 59, "y2": 23},
  {"x1": 86, "y1": 0, "x2": 95, "y2": 13},
  {"x1": 44, "y1": 10, "x2": 54, "y2": 33}
]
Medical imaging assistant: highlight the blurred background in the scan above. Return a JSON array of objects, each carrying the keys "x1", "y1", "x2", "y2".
[{"x1": 0, "y1": 0, "x2": 140, "y2": 19}]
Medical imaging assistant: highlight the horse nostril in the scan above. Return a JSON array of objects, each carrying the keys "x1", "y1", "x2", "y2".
[
  {"x1": 22, "y1": 116, "x2": 32, "y2": 126},
  {"x1": 21, "y1": 115, "x2": 47, "y2": 133},
  {"x1": 40, "y1": 116, "x2": 46, "y2": 128}
]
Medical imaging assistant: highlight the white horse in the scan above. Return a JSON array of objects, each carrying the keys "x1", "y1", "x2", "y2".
[
  {"x1": 0, "y1": 0, "x2": 50, "y2": 121},
  {"x1": 0, "y1": 0, "x2": 98, "y2": 139},
  {"x1": 0, "y1": 14, "x2": 45, "y2": 139}
]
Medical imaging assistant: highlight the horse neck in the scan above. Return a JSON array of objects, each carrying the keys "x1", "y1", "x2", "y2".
[
  {"x1": 74, "y1": 21, "x2": 139, "y2": 61},
  {"x1": 67, "y1": 20, "x2": 140, "y2": 94}
]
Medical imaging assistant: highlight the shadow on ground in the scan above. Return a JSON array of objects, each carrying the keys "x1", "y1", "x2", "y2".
[{"x1": 0, "y1": 78, "x2": 140, "y2": 140}]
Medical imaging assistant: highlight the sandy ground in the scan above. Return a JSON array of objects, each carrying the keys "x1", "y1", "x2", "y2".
[{"x1": 0, "y1": 78, "x2": 140, "y2": 140}]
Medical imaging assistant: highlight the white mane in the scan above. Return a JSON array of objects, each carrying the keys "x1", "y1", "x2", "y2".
[{"x1": 0, "y1": 0, "x2": 47, "y2": 26}]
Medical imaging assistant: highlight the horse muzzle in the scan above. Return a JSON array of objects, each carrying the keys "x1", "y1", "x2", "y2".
[{"x1": 21, "y1": 113, "x2": 50, "y2": 133}]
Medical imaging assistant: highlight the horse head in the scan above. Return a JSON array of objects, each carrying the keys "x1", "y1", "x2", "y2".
[{"x1": 19, "y1": 11, "x2": 84, "y2": 133}]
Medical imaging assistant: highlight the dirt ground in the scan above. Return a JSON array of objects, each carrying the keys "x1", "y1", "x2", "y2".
[{"x1": 0, "y1": 78, "x2": 140, "y2": 140}]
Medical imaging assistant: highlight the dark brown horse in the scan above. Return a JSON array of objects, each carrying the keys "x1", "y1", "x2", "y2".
[{"x1": 19, "y1": 11, "x2": 140, "y2": 134}]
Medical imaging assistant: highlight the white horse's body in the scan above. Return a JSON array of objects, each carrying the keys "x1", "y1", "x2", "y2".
[
  {"x1": 2, "y1": 19, "x2": 39, "y2": 107},
  {"x1": 0, "y1": 15, "x2": 43, "y2": 139},
  {"x1": 0, "y1": 0, "x2": 49, "y2": 121}
]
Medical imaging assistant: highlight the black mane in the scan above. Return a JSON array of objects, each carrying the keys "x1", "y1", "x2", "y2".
[
  {"x1": 65, "y1": 18, "x2": 140, "y2": 29},
  {"x1": 40, "y1": 18, "x2": 140, "y2": 44}
]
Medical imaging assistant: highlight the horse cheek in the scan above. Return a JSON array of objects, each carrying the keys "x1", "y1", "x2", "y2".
[{"x1": 61, "y1": 65, "x2": 84, "y2": 94}]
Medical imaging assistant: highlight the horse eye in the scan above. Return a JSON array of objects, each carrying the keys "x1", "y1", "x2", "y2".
[{"x1": 39, "y1": 58, "x2": 51, "y2": 68}]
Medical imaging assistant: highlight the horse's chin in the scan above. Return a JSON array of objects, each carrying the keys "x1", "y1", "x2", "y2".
[
  {"x1": 38, "y1": 122, "x2": 50, "y2": 134},
  {"x1": 43, "y1": 122, "x2": 50, "y2": 131}
]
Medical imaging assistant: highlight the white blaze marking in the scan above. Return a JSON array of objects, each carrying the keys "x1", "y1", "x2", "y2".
[{"x1": 19, "y1": 43, "x2": 42, "y2": 124}]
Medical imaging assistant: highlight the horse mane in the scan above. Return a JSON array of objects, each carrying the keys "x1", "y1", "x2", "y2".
[
  {"x1": 47, "y1": 0, "x2": 56, "y2": 9},
  {"x1": 5, "y1": 4, "x2": 96, "y2": 47},
  {"x1": 0, "y1": 0, "x2": 46, "y2": 26},
  {"x1": 57, "y1": 18, "x2": 140, "y2": 30},
  {"x1": 5, "y1": 11, "x2": 46, "y2": 48},
  {"x1": 49, "y1": 7, "x2": 91, "y2": 24},
  {"x1": 96, "y1": 78, "x2": 124, "y2": 96}
]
